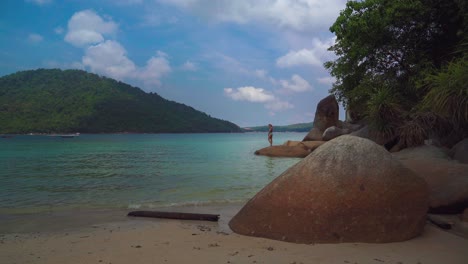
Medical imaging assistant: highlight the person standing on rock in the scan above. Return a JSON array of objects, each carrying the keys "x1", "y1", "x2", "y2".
[{"x1": 268, "y1": 124, "x2": 273, "y2": 146}]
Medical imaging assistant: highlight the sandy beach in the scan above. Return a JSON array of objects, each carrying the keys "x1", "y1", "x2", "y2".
[{"x1": 1, "y1": 204, "x2": 467, "y2": 264}]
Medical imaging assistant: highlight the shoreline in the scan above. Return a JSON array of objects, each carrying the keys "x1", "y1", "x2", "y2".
[
  {"x1": 1, "y1": 204, "x2": 468, "y2": 264},
  {"x1": 0, "y1": 202, "x2": 243, "y2": 235}
]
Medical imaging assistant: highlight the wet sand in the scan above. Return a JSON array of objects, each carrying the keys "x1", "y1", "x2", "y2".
[{"x1": 1, "y1": 205, "x2": 467, "y2": 264}]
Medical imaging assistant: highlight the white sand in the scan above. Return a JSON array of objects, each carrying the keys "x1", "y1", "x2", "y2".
[{"x1": 1, "y1": 206, "x2": 467, "y2": 264}]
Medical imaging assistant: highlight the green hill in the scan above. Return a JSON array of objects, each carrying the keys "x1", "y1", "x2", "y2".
[
  {"x1": 242, "y1": 122, "x2": 313, "y2": 132},
  {"x1": 0, "y1": 69, "x2": 241, "y2": 134}
]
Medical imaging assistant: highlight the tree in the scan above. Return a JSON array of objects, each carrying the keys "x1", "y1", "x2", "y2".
[{"x1": 326, "y1": 0, "x2": 467, "y2": 146}]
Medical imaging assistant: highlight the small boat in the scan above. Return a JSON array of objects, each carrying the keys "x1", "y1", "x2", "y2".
[{"x1": 1, "y1": 135, "x2": 15, "y2": 139}]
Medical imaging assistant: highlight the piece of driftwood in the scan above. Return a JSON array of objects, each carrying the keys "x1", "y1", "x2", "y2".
[
  {"x1": 128, "y1": 211, "x2": 220, "y2": 222},
  {"x1": 427, "y1": 216, "x2": 452, "y2": 230}
]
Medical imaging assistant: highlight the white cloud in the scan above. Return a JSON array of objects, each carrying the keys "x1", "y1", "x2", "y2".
[
  {"x1": 28, "y1": 33, "x2": 43, "y2": 43},
  {"x1": 224, "y1": 87, "x2": 275, "y2": 103},
  {"x1": 280, "y1": 74, "x2": 312, "y2": 92},
  {"x1": 138, "y1": 53, "x2": 172, "y2": 86},
  {"x1": 181, "y1": 61, "x2": 197, "y2": 71},
  {"x1": 224, "y1": 86, "x2": 293, "y2": 112},
  {"x1": 26, "y1": 0, "x2": 52, "y2": 5},
  {"x1": 276, "y1": 37, "x2": 335, "y2": 68},
  {"x1": 62, "y1": 10, "x2": 170, "y2": 88},
  {"x1": 65, "y1": 10, "x2": 118, "y2": 47},
  {"x1": 254, "y1": 69, "x2": 278, "y2": 85},
  {"x1": 158, "y1": 0, "x2": 346, "y2": 32},
  {"x1": 82, "y1": 40, "x2": 171, "y2": 86},
  {"x1": 317, "y1": 76, "x2": 336, "y2": 85},
  {"x1": 265, "y1": 100, "x2": 294, "y2": 111},
  {"x1": 83, "y1": 40, "x2": 136, "y2": 81}
]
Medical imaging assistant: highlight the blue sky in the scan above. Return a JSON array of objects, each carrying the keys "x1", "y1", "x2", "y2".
[{"x1": 0, "y1": 0, "x2": 347, "y2": 127}]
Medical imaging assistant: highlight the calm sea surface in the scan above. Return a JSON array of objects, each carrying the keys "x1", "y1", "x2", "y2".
[{"x1": 0, "y1": 133, "x2": 305, "y2": 214}]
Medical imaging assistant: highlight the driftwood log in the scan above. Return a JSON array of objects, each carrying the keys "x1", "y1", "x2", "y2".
[{"x1": 128, "y1": 211, "x2": 220, "y2": 222}]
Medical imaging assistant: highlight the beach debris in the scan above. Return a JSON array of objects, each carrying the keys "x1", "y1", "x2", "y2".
[
  {"x1": 197, "y1": 225, "x2": 212, "y2": 232},
  {"x1": 127, "y1": 211, "x2": 220, "y2": 222}
]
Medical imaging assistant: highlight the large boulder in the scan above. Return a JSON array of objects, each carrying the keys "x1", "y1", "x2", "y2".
[
  {"x1": 393, "y1": 144, "x2": 468, "y2": 213},
  {"x1": 393, "y1": 145, "x2": 451, "y2": 161},
  {"x1": 322, "y1": 126, "x2": 349, "y2": 141},
  {"x1": 283, "y1": 140, "x2": 326, "y2": 150},
  {"x1": 398, "y1": 158, "x2": 468, "y2": 214},
  {"x1": 254, "y1": 145, "x2": 311, "y2": 158},
  {"x1": 230, "y1": 135, "x2": 429, "y2": 244},
  {"x1": 449, "y1": 138, "x2": 468, "y2": 164},
  {"x1": 337, "y1": 120, "x2": 362, "y2": 133},
  {"x1": 303, "y1": 95, "x2": 339, "y2": 141},
  {"x1": 350, "y1": 125, "x2": 391, "y2": 146}
]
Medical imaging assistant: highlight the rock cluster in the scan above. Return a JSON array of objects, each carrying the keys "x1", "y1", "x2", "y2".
[
  {"x1": 393, "y1": 145, "x2": 468, "y2": 214},
  {"x1": 232, "y1": 136, "x2": 429, "y2": 243},
  {"x1": 303, "y1": 95, "x2": 339, "y2": 141}
]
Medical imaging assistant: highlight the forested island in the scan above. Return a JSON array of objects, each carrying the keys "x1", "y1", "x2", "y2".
[{"x1": 0, "y1": 69, "x2": 241, "y2": 134}]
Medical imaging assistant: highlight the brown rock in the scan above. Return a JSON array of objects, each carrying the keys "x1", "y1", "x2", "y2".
[
  {"x1": 398, "y1": 158, "x2": 468, "y2": 214},
  {"x1": 254, "y1": 145, "x2": 311, "y2": 158},
  {"x1": 449, "y1": 138, "x2": 468, "y2": 164},
  {"x1": 283, "y1": 140, "x2": 326, "y2": 151},
  {"x1": 349, "y1": 125, "x2": 390, "y2": 145},
  {"x1": 231, "y1": 135, "x2": 429, "y2": 244},
  {"x1": 322, "y1": 126, "x2": 349, "y2": 141},
  {"x1": 462, "y1": 208, "x2": 468, "y2": 222},
  {"x1": 393, "y1": 145, "x2": 451, "y2": 161},
  {"x1": 303, "y1": 95, "x2": 339, "y2": 141}
]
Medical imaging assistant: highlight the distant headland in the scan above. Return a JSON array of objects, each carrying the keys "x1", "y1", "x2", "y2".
[{"x1": 0, "y1": 69, "x2": 241, "y2": 134}]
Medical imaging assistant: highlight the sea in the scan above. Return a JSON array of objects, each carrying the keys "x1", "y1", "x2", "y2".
[{"x1": 0, "y1": 133, "x2": 306, "y2": 216}]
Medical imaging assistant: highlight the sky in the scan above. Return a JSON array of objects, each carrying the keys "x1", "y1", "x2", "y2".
[{"x1": 0, "y1": 0, "x2": 347, "y2": 127}]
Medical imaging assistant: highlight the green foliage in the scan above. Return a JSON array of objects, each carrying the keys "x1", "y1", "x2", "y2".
[
  {"x1": 366, "y1": 86, "x2": 404, "y2": 139},
  {"x1": 420, "y1": 55, "x2": 468, "y2": 131},
  {"x1": 326, "y1": 0, "x2": 467, "y2": 146},
  {"x1": 0, "y1": 69, "x2": 241, "y2": 134}
]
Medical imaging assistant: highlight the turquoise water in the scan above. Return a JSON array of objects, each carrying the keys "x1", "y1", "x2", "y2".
[{"x1": 0, "y1": 133, "x2": 305, "y2": 214}]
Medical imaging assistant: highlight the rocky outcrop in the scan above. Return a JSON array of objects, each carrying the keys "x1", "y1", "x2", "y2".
[
  {"x1": 349, "y1": 125, "x2": 391, "y2": 146},
  {"x1": 337, "y1": 120, "x2": 362, "y2": 133},
  {"x1": 256, "y1": 141, "x2": 326, "y2": 158},
  {"x1": 254, "y1": 145, "x2": 311, "y2": 158},
  {"x1": 393, "y1": 145, "x2": 451, "y2": 161},
  {"x1": 393, "y1": 144, "x2": 468, "y2": 213},
  {"x1": 462, "y1": 208, "x2": 468, "y2": 222},
  {"x1": 231, "y1": 135, "x2": 429, "y2": 244},
  {"x1": 283, "y1": 140, "x2": 326, "y2": 150},
  {"x1": 449, "y1": 138, "x2": 468, "y2": 164},
  {"x1": 322, "y1": 126, "x2": 349, "y2": 141},
  {"x1": 303, "y1": 95, "x2": 339, "y2": 141},
  {"x1": 398, "y1": 159, "x2": 468, "y2": 214}
]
